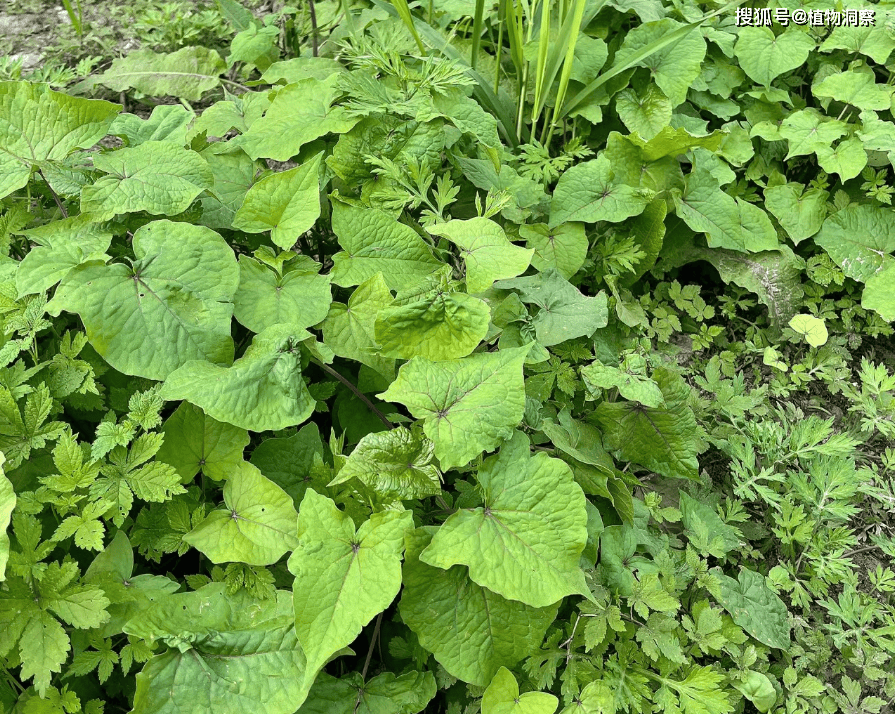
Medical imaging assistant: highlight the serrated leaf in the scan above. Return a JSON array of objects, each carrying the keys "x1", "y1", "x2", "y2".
[
  {"x1": 330, "y1": 198, "x2": 443, "y2": 291},
  {"x1": 379, "y1": 346, "x2": 529, "y2": 471},
  {"x1": 550, "y1": 154, "x2": 654, "y2": 226},
  {"x1": 0, "y1": 81, "x2": 119, "y2": 199},
  {"x1": 233, "y1": 255, "x2": 332, "y2": 333},
  {"x1": 48, "y1": 220, "x2": 238, "y2": 380},
  {"x1": 159, "y1": 325, "x2": 315, "y2": 432},
  {"x1": 126, "y1": 585, "x2": 309, "y2": 714},
  {"x1": 712, "y1": 568, "x2": 790, "y2": 650},
  {"x1": 734, "y1": 27, "x2": 814, "y2": 87},
  {"x1": 288, "y1": 489, "x2": 411, "y2": 677},
  {"x1": 184, "y1": 461, "x2": 298, "y2": 565},
  {"x1": 94, "y1": 46, "x2": 226, "y2": 101},
  {"x1": 80, "y1": 141, "x2": 213, "y2": 220},
  {"x1": 156, "y1": 402, "x2": 249, "y2": 483},
  {"x1": 232, "y1": 153, "x2": 323, "y2": 250},
  {"x1": 19, "y1": 611, "x2": 70, "y2": 697},
  {"x1": 399, "y1": 527, "x2": 557, "y2": 686},
  {"x1": 330, "y1": 427, "x2": 440, "y2": 500},
  {"x1": 419, "y1": 431, "x2": 589, "y2": 607},
  {"x1": 595, "y1": 367, "x2": 698, "y2": 480},
  {"x1": 581, "y1": 361, "x2": 664, "y2": 408},
  {"x1": 482, "y1": 667, "x2": 557, "y2": 714},
  {"x1": 679, "y1": 491, "x2": 740, "y2": 557},
  {"x1": 234, "y1": 77, "x2": 358, "y2": 161}
]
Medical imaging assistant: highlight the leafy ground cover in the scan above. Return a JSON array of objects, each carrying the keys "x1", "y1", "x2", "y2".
[{"x1": 1, "y1": 0, "x2": 895, "y2": 712}]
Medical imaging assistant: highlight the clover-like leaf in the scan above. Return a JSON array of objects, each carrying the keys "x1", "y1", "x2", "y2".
[
  {"x1": 419, "y1": 431, "x2": 589, "y2": 607},
  {"x1": 482, "y1": 667, "x2": 557, "y2": 714}
]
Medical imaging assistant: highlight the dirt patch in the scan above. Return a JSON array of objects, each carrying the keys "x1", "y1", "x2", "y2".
[{"x1": 0, "y1": 6, "x2": 72, "y2": 66}]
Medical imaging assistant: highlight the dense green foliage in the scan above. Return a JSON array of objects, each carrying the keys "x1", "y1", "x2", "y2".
[{"x1": 1, "y1": 0, "x2": 895, "y2": 712}]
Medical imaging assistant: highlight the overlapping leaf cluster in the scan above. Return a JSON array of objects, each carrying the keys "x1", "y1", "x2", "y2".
[{"x1": 1, "y1": 0, "x2": 894, "y2": 712}]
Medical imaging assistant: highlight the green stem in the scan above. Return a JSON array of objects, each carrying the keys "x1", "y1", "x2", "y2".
[{"x1": 315, "y1": 361, "x2": 394, "y2": 429}]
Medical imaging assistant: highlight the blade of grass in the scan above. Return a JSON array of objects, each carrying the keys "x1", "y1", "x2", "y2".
[
  {"x1": 388, "y1": 0, "x2": 427, "y2": 55},
  {"x1": 561, "y1": 0, "x2": 745, "y2": 119},
  {"x1": 531, "y1": 0, "x2": 552, "y2": 129},
  {"x1": 546, "y1": 0, "x2": 593, "y2": 143},
  {"x1": 470, "y1": 0, "x2": 486, "y2": 70}
]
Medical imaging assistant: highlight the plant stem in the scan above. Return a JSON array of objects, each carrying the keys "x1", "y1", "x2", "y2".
[
  {"x1": 316, "y1": 361, "x2": 394, "y2": 429},
  {"x1": 354, "y1": 612, "x2": 384, "y2": 712},
  {"x1": 309, "y1": 0, "x2": 319, "y2": 56},
  {"x1": 37, "y1": 168, "x2": 68, "y2": 218}
]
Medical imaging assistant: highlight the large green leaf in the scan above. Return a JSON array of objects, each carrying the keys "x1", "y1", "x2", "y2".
[
  {"x1": 184, "y1": 461, "x2": 298, "y2": 565},
  {"x1": 778, "y1": 109, "x2": 849, "y2": 160},
  {"x1": 232, "y1": 153, "x2": 323, "y2": 250},
  {"x1": 80, "y1": 141, "x2": 214, "y2": 220},
  {"x1": 16, "y1": 215, "x2": 112, "y2": 296},
  {"x1": 109, "y1": 104, "x2": 194, "y2": 146},
  {"x1": 0, "y1": 81, "x2": 119, "y2": 199},
  {"x1": 820, "y1": 20, "x2": 895, "y2": 64},
  {"x1": 234, "y1": 77, "x2": 358, "y2": 160},
  {"x1": 419, "y1": 431, "x2": 589, "y2": 607},
  {"x1": 521, "y1": 222, "x2": 588, "y2": 279},
  {"x1": 549, "y1": 154, "x2": 654, "y2": 226},
  {"x1": 734, "y1": 27, "x2": 814, "y2": 87},
  {"x1": 813, "y1": 69, "x2": 893, "y2": 112},
  {"x1": 712, "y1": 568, "x2": 790, "y2": 650},
  {"x1": 427, "y1": 218, "x2": 533, "y2": 293},
  {"x1": 764, "y1": 182, "x2": 827, "y2": 244},
  {"x1": 330, "y1": 199, "x2": 443, "y2": 291},
  {"x1": 863, "y1": 262, "x2": 895, "y2": 321},
  {"x1": 613, "y1": 18, "x2": 706, "y2": 106},
  {"x1": 672, "y1": 163, "x2": 777, "y2": 253},
  {"x1": 94, "y1": 46, "x2": 227, "y2": 101},
  {"x1": 594, "y1": 367, "x2": 699, "y2": 481},
  {"x1": 233, "y1": 255, "x2": 332, "y2": 333},
  {"x1": 814, "y1": 204, "x2": 895, "y2": 282},
  {"x1": 198, "y1": 143, "x2": 257, "y2": 230},
  {"x1": 322, "y1": 273, "x2": 396, "y2": 378},
  {"x1": 288, "y1": 489, "x2": 411, "y2": 677},
  {"x1": 48, "y1": 220, "x2": 238, "y2": 380},
  {"x1": 581, "y1": 360, "x2": 665, "y2": 408},
  {"x1": 329, "y1": 427, "x2": 441, "y2": 500},
  {"x1": 482, "y1": 667, "x2": 558, "y2": 714},
  {"x1": 494, "y1": 269, "x2": 608, "y2": 347},
  {"x1": 298, "y1": 670, "x2": 436, "y2": 714},
  {"x1": 126, "y1": 585, "x2": 310, "y2": 714},
  {"x1": 156, "y1": 402, "x2": 250, "y2": 482},
  {"x1": 374, "y1": 277, "x2": 491, "y2": 361},
  {"x1": 399, "y1": 528, "x2": 557, "y2": 686},
  {"x1": 159, "y1": 325, "x2": 315, "y2": 432},
  {"x1": 250, "y1": 423, "x2": 328, "y2": 508},
  {"x1": 0, "y1": 454, "x2": 12, "y2": 581},
  {"x1": 379, "y1": 346, "x2": 529, "y2": 471}
]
